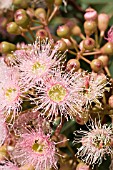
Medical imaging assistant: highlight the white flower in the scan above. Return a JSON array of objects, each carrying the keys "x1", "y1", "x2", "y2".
[
  {"x1": 79, "y1": 72, "x2": 110, "y2": 109},
  {"x1": 73, "y1": 119, "x2": 113, "y2": 166}
]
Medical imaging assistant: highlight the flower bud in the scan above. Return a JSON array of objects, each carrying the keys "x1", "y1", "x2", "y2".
[
  {"x1": 14, "y1": 9, "x2": 29, "y2": 28},
  {"x1": 36, "y1": 29, "x2": 48, "y2": 39},
  {"x1": 35, "y1": 8, "x2": 47, "y2": 24},
  {"x1": 76, "y1": 162, "x2": 90, "y2": 170},
  {"x1": 100, "y1": 42, "x2": 113, "y2": 55},
  {"x1": 57, "y1": 25, "x2": 70, "y2": 38},
  {"x1": 55, "y1": 0, "x2": 62, "y2": 6},
  {"x1": 84, "y1": 7, "x2": 98, "y2": 21},
  {"x1": 98, "y1": 13, "x2": 109, "y2": 33},
  {"x1": 66, "y1": 59, "x2": 80, "y2": 72},
  {"x1": 84, "y1": 20, "x2": 97, "y2": 36},
  {"x1": 14, "y1": 9, "x2": 26, "y2": 15},
  {"x1": 7, "y1": 22, "x2": 21, "y2": 35},
  {"x1": 98, "y1": 55, "x2": 109, "y2": 66},
  {"x1": 0, "y1": 42, "x2": 16, "y2": 54},
  {"x1": 90, "y1": 59, "x2": 103, "y2": 72},
  {"x1": 108, "y1": 95, "x2": 113, "y2": 108},
  {"x1": 83, "y1": 37, "x2": 95, "y2": 50},
  {"x1": 55, "y1": 39, "x2": 67, "y2": 51},
  {"x1": 71, "y1": 25, "x2": 81, "y2": 36}
]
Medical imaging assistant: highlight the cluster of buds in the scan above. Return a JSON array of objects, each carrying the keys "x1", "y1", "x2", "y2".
[{"x1": 0, "y1": 1, "x2": 113, "y2": 170}]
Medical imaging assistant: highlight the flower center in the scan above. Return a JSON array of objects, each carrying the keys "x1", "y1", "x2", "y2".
[
  {"x1": 32, "y1": 61, "x2": 45, "y2": 74},
  {"x1": 92, "y1": 133, "x2": 111, "y2": 149},
  {"x1": 32, "y1": 140, "x2": 44, "y2": 153},
  {"x1": 5, "y1": 87, "x2": 18, "y2": 102},
  {"x1": 48, "y1": 84, "x2": 67, "y2": 103}
]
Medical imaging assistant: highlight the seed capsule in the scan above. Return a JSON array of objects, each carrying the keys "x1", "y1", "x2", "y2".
[
  {"x1": 90, "y1": 59, "x2": 103, "y2": 72},
  {"x1": 84, "y1": 20, "x2": 97, "y2": 36},
  {"x1": 98, "y1": 13, "x2": 109, "y2": 32},
  {"x1": 7, "y1": 22, "x2": 21, "y2": 35},
  {"x1": 66, "y1": 59, "x2": 80, "y2": 72},
  {"x1": 36, "y1": 29, "x2": 48, "y2": 39},
  {"x1": 83, "y1": 37, "x2": 95, "y2": 50},
  {"x1": 98, "y1": 55, "x2": 109, "y2": 66},
  {"x1": 55, "y1": 39, "x2": 67, "y2": 52},
  {"x1": 35, "y1": 8, "x2": 47, "y2": 24},
  {"x1": 0, "y1": 42, "x2": 16, "y2": 54},
  {"x1": 57, "y1": 25, "x2": 70, "y2": 38},
  {"x1": 100, "y1": 42, "x2": 113, "y2": 55},
  {"x1": 71, "y1": 25, "x2": 81, "y2": 36},
  {"x1": 14, "y1": 9, "x2": 29, "y2": 28}
]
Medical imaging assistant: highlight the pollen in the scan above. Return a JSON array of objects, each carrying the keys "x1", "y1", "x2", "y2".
[
  {"x1": 32, "y1": 140, "x2": 44, "y2": 153},
  {"x1": 48, "y1": 84, "x2": 67, "y2": 103},
  {"x1": 32, "y1": 61, "x2": 45, "y2": 74},
  {"x1": 5, "y1": 87, "x2": 18, "y2": 102}
]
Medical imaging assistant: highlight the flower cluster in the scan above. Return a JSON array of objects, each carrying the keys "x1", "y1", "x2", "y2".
[{"x1": 0, "y1": 1, "x2": 113, "y2": 169}]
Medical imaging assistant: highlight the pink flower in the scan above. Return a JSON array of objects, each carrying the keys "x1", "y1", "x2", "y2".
[
  {"x1": 0, "y1": 65, "x2": 27, "y2": 118},
  {"x1": 73, "y1": 119, "x2": 112, "y2": 166},
  {"x1": 32, "y1": 69, "x2": 83, "y2": 120},
  {"x1": 105, "y1": 26, "x2": 113, "y2": 43},
  {"x1": 12, "y1": 128, "x2": 58, "y2": 170},
  {"x1": 14, "y1": 38, "x2": 65, "y2": 87}
]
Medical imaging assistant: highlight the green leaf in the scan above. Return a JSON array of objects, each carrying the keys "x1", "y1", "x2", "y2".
[
  {"x1": 100, "y1": 3, "x2": 113, "y2": 14},
  {"x1": 109, "y1": 16, "x2": 113, "y2": 26},
  {"x1": 61, "y1": 120, "x2": 76, "y2": 134}
]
